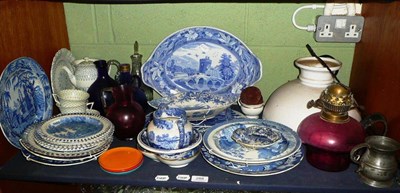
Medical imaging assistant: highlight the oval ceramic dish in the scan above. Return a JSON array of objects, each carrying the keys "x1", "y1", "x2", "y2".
[
  {"x1": 99, "y1": 147, "x2": 143, "y2": 173},
  {"x1": 201, "y1": 146, "x2": 304, "y2": 177},
  {"x1": 141, "y1": 26, "x2": 262, "y2": 97},
  {"x1": 203, "y1": 119, "x2": 301, "y2": 164},
  {"x1": 0, "y1": 57, "x2": 53, "y2": 149},
  {"x1": 148, "y1": 92, "x2": 237, "y2": 121}
]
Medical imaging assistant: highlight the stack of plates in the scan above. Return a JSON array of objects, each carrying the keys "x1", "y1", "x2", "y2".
[
  {"x1": 19, "y1": 113, "x2": 114, "y2": 166},
  {"x1": 99, "y1": 147, "x2": 144, "y2": 175},
  {"x1": 202, "y1": 119, "x2": 303, "y2": 176}
]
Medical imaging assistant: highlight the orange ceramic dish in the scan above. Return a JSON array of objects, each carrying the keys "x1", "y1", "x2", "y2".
[{"x1": 99, "y1": 147, "x2": 143, "y2": 173}]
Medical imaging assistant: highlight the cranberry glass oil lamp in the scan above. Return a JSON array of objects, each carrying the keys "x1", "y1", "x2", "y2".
[{"x1": 297, "y1": 83, "x2": 366, "y2": 172}]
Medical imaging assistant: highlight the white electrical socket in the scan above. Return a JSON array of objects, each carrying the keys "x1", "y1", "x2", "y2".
[
  {"x1": 315, "y1": 15, "x2": 364, "y2": 43},
  {"x1": 319, "y1": 24, "x2": 333, "y2": 37},
  {"x1": 345, "y1": 24, "x2": 360, "y2": 38}
]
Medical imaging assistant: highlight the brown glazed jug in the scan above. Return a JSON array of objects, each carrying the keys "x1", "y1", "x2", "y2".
[{"x1": 102, "y1": 84, "x2": 145, "y2": 140}]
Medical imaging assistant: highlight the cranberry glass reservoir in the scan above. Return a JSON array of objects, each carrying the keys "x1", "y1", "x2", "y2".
[{"x1": 297, "y1": 83, "x2": 366, "y2": 172}]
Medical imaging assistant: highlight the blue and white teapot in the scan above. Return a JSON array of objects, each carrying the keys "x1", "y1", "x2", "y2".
[{"x1": 147, "y1": 105, "x2": 193, "y2": 150}]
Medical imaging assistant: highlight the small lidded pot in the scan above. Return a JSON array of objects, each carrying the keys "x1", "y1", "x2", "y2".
[
  {"x1": 147, "y1": 105, "x2": 193, "y2": 150},
  {"x1": 238, "y1": 86, "x2": 264, "y2": 119}
]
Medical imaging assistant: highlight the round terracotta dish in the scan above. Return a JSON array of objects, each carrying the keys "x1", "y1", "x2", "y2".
[{"x1": 98, "y1": 147, "x2": 143, "y2": 174}]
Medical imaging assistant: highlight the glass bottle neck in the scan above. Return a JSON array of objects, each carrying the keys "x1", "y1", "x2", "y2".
[{"x1": 131, "y1": 54, "x2": 142, "y2": 76}]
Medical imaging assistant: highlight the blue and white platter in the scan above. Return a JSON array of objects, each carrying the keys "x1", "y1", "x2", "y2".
[
  {"x1": 0, "y1": 57, "x2": 53, "y2": 149},
  {"x1": 201, "y1": 146, "x2": 303, "y2": 177},
  {"x1": 141, "y1": 26, "x2": 262, "y2": 97},
  {"x1": 148, "y1": 92, "x2": 237, "y2": 121},
  {"x1": 203, "y1": 119, "x2": 301, "y2": 164}
]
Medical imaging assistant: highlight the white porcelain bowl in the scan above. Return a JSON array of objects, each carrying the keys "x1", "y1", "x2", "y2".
[
  {"x1": 238, "y1": 99, "x2": 264, "y2": 119},
  {"x1": 148, "y1": 92, "x2": 237, "y2": 121}
]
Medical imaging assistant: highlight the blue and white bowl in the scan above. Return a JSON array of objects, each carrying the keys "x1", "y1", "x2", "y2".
[
  {"x1": 137, "y1": 129, "x2": 202, "y2": 168},
  {"x1": 148, "y1": 92, "x2": 237, "y2": 121}
]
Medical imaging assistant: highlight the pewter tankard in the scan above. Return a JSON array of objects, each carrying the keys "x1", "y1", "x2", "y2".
[{"x1": 351, "y1": 135, "x2": 400, "y2": 188}]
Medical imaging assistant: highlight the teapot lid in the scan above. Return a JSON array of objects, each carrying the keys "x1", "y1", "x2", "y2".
[{"x1": 74, "y1": 57, "x2": 97, "y2": 65}]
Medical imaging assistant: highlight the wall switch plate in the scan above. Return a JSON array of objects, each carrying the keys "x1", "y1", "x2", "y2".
[{"x1": 314, "y1": 15, "x2": 364, "y2": 43}]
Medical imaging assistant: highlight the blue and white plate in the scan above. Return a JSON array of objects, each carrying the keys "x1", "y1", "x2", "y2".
[
  {"x1": 141, "y1": 26, "x2": 262, "y2": 97},
  {"x1": 50, "y1": 48, "x2": 76, "y2": 95},
  {"x1": 201, "y1": 146, "x2": 303, "y2": 176},
  {"x1": 0, "y1": 57, "x2": 53, "y2": 149},
  {"x1": 20, "y1": 123, "x2": 112, "y2": 159},
  {"x1": 203, "y1": 119, "x2": 301, "y2": 164},
  {"x1": 148, "y1": 92, "x2": 237, "y2": 121},
  {"x1": 37, "y1": 114, "x2": 113, "y2": 144}
]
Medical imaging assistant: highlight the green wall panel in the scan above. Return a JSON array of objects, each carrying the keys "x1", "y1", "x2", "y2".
[{"x1": 64, "y1": 2, "x2": 355, "y2": 98}]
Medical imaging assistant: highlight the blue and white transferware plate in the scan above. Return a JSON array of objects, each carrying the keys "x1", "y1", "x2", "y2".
[
  {"x1": 0, "y1": 57, "x2": 53, "y2": 149},
  {"x1": 148, "y1": 92, "x2": 237, "y2": 121},
  {"x1": 20, "y1": 123, "x2": 112, "y2": 159},
  {"x1": 201, "y1": 146, "x2": 303, "y2": 177},
  {"x1": 50, "y1": 48, "x2": 76, "y2": 95},
  {"x1": 141, "y1": 26, "x2": 262, "y2": 97},
  {"x1": 37, "y1": 114, "x2": 113, "y2": 144},
  {"x1": 203, "y1": 119, "x2": 301, "y2": 164}
]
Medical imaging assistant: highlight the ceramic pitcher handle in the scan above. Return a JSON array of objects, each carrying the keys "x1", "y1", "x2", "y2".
[
  {"x1": 361, "y1": 113, "x2": 388, "y2": 136},
  {"x1": 350, "y1": 143, "x2": 369, "y2": 164}
]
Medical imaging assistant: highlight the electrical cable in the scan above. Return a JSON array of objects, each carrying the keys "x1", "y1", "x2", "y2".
[{"x1": 292, "y1": 4, "x2": 325, "y2": 32}]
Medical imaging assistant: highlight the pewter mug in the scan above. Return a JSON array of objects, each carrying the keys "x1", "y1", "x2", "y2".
[{"x1": 350, "y1": 135, "x2": 400, "y2": 188}]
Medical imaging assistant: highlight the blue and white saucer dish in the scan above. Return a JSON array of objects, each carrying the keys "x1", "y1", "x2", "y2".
[
  {"x1": 203, "y1": 119, "x2": 301, "y2": 164},
  {"x1": 0, "y1": 57, "x2": 53, "y2": 149},
  {"x1": 148, "y1": 92, "x2": 237, "y2": 121},
  {"x1": 141, "y1": 26, "x2": 262, "y2": 97},
  {"x1": 201, "y1": 146, "x2": 303, "y2": 176}
]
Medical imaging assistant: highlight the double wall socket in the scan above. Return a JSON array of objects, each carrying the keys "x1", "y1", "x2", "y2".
[{"x1": 314, "y1": 15, "x2": 364, "y2": 43}]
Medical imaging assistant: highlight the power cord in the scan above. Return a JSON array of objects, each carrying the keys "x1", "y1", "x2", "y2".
[{"x1": 292, "y1": 4, "x2": 325, "y2": 32}]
